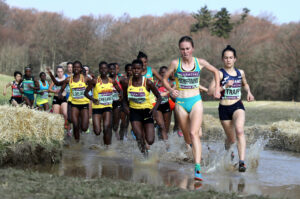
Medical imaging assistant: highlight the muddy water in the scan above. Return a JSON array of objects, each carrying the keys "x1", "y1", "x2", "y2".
[{"x1": 31, "y1": 133, "x2": 300, "y2": 199}]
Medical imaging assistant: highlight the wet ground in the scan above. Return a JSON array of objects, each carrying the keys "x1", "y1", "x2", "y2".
[{"x1": 25, "y1": 132, "x2": 300, "y2": 199}]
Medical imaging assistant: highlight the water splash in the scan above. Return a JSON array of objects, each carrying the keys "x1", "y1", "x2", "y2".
[{"x1": 205, "y1": 138, "x2": 268, "y2": 173}]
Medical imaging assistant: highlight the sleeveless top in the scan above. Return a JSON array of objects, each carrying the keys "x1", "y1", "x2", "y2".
[
  {"x1": 22, "y1": 76, "x2": 35, "y2": 94},
  {"x1": 11, "y1": 81, "x2": 22, "y2": 98},
  {"x1": 143, "y1": 66, "x2": 155, "y2": 103},
  {"x1": 112, "y1": 76, "x2": 122, "y2": 101},
  {"x1": 69, "y1": 74, "x2": 90, "y2": 104},
  {"x1": 36, "y1": 80, "x2": 49, "y2": 104},
  {"x1": 64, "y1": 74, "x2": 70, "y2": 96},
  {"x1": 143, "y1": 66, "x2": 153, "y2": 81},
  {"x1": 52, "y1": 76, "x2": 66, "y2": 96},
  {"x1": 155, "y1": 80, "x2": 169, "y2": 104},
  {"x1": 92, "y1": 77, "x2": 114, "y2": 109},
  {"x1": 220, "y1": 68, "x2": 242, "y2": 100},
  {"x1": 128, "y1": 77, "x2": 152, "y2": 109},
  {"x1": 174, "y1": 57, "x2": 201, "y2": 90}
]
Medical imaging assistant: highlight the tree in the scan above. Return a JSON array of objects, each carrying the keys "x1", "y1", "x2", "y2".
[
  {"x1": 0, "y1": 0, "x2": 9, "y2": 25},
  {"x1": 28, "y1": 12, "x2": 67, "y2": 71},
  {"x1": 210, "y1": 8, "x2": 233, "y2": 39},
  {"x1": 190, "y1": 6, "x2": 212, "y2": 33},
  {"x1": 191, "y1": 6, "x2": 250, "y2": 39}
]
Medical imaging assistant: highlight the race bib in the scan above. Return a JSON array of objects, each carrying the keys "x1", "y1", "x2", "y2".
[
  {"x1": 23, "y1": 82, "x2": 33, "y2": 91},
  {"x1": 112, "y1": 90, "x2": 119, "y2": 101},
  {"x1": 224, "y1": 87, "x2": 241, "y2": 100},
  {"x1": 41, "y1": 92, "x2": 48, "y2": 99},
  {"x1": 12, "y1": 88, "x2": 21, "y2": 96},
  {"x1": 177, "y1": 71, "x2": 200, "y2": 89},
  {"x1": 128, "y1": 92, "x2": 146, "y2": 104},
  {"x1": 158, "y1": 87, "x2": 169, "y2": 104},
  {"x1": 72, "y1": 87, "x2": 85, "y2": 99},
  {"x1": 98, "y1": 92, "x2": 113, "y2": 105}
]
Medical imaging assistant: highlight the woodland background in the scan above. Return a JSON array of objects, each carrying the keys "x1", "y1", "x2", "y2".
[{"x1": 0, "y1": 0, "x2": 299, "y2": 100}]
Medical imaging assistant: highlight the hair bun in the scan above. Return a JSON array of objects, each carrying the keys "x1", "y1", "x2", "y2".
[{"x1": 226, "y1": 45, "x2": 231, "y2": 48}]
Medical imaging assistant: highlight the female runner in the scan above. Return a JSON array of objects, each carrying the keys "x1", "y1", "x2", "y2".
[
  {"x1": 163, "y1": 36, "x2": 220, "y2": 181},
  {"x1": 208, "y1": 45, "x2": 254, "y2": 172},
  {"x1": 122, "y1": 59, "x2": 162, "y2": 155},
  {"x1": 85, "y1": 61, "x2": 121, "y2": 145}
]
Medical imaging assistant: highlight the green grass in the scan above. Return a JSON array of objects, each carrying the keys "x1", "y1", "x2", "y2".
[
  {"x1": 203, "y1": 101, "x2": 300, "y2": 126},
  {"x1": 0, "y1": 168, "x2": 271, "y2": 199},
  {"x1": 0, "y1": 74, "x2": 14, "y2": 105}
]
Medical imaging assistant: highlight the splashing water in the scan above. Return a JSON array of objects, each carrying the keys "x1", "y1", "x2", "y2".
[{"x1": 205, "y1": 138, "x2": 268, "y2": 173}]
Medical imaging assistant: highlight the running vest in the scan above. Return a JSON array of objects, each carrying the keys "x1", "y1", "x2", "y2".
[
  {"x1": 92, "y1": 77, "x2": 114, "y2": 109},
  {"x1": 143, "y1": 66, "x2": 156, "y2": 103},
  {"x1": 143, "y1": 66, "x2": 153, "y2": 81},
  {"x1": 112, "y1": 76, "x2": 122, "y2": 101},
  {"x1": 175, "y1": 57, "x2": 201, "y2": 90},
  {"x1": 155, "y1": 81, "x2": 169, "y2": 104},
  {"x1": 52, "y1": 76, "x2": 66, "y2": 96},
  {"x1": 220, "y1": 68, "x2": 242, "y2": 100},
  {"x1": 64, "y1": 74, "x2": 71, "y2": 96},
  {"x1": 11, "y1": 81, "x2": 22, "y2": 97},
  {"x1": 36, "y1": 80, "x2": 49, "y2": 105},
  {"x1": 22, "y1": 76, "x2": 35, "y2": 94},
  {"x1": 69, "y1": 74, "x2": 90, "y2": 104},
  {"x1": 117, "y1": 73, "x2": 124, "y2": 77},
  {"x1": 128, "y1": 77, "x2": 152, "y2": 109}
]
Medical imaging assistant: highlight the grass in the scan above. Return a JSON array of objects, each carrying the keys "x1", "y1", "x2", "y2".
[
  {"x1": 0, "y1": 168, "x2": 271, "y2": 199},
  {"x1": 0, "y1": 74, "x2": 14, "y2": 105},
  {"x1": 203, "y1": 101, "x2": 300, "y2": 126}
]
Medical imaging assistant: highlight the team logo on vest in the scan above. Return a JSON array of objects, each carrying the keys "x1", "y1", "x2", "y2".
[
  {"x1": 139, "y1": 88, "x2": 143, "y2": 92},
  {"x1": 79, "y1": 84, "x2": 82, "y2": 86}
]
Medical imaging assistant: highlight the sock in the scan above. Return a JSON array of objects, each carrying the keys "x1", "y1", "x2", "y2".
[{"x1": 195, "y1": 163, "x2": 201, "y2": 171}]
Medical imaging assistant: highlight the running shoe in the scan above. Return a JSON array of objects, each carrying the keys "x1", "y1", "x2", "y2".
[
  {"x1": 194, "y1": 169, "x2": 203, "y2": 181},
  {"x1": 177, "y1": 131, "x2": 183, "y2": 137},
  {"x1": 67, "y1": 129, "x2": 72, "y2": 137},
  {"x1": 131, "y1": 130, "x2": 136, "y2": 140},
  {"x1": 85, "y1": 128, "x2": 90, "y2": 134},
  {"x1": 239, "y1": 161, "x2": 246, "y2": 172}
]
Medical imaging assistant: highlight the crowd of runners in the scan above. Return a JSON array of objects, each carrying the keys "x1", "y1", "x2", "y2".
[{"x1": 2, "y1": 36, "x2": 255, "y2": 181}]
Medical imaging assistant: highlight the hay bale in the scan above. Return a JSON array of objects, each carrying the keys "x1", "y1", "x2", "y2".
[
  {"x1": 0, "y1": 105, "x2": 64, "y2": 165},
  {"x1": 266, "y1": 121, "x2": 300, "y2": 152}
]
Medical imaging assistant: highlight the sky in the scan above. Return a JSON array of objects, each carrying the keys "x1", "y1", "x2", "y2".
[{"x1": 5, "y1": 0, "x2": 300, "y2": 24}]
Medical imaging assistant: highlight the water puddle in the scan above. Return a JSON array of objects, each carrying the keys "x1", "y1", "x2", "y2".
[{"x1": 28, "y1": 133, "x2": 300, "y2": 199}]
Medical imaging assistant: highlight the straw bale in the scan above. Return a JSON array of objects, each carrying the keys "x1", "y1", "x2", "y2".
[{"x1": 0, "y1": 105, "x2": 64, "y2": 165}]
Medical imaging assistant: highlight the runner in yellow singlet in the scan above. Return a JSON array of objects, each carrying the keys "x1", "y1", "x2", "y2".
[
  {"x1": 47, "y1": 61, "x2": 92, "y2": 141},
  {"x1": 85, "y1": 61, "x2": 122, "y2": 145},
  {"x1": 122, "y1": 59, "x2": 162, "y2": 156}
]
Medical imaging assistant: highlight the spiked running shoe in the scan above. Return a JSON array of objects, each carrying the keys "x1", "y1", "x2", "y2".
[
  {"x1": 177, "y1": 131, "x2": 183, "y2": 137},
  {"x1": 194, "y1": 169, "x2": 203, "y2": 181},
  {"x1": 131, "y1": 130, "x2": 136, "y2": 140},
  {"x1": 239, "y1": 161, "x2": 247, "y2": 172}
]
